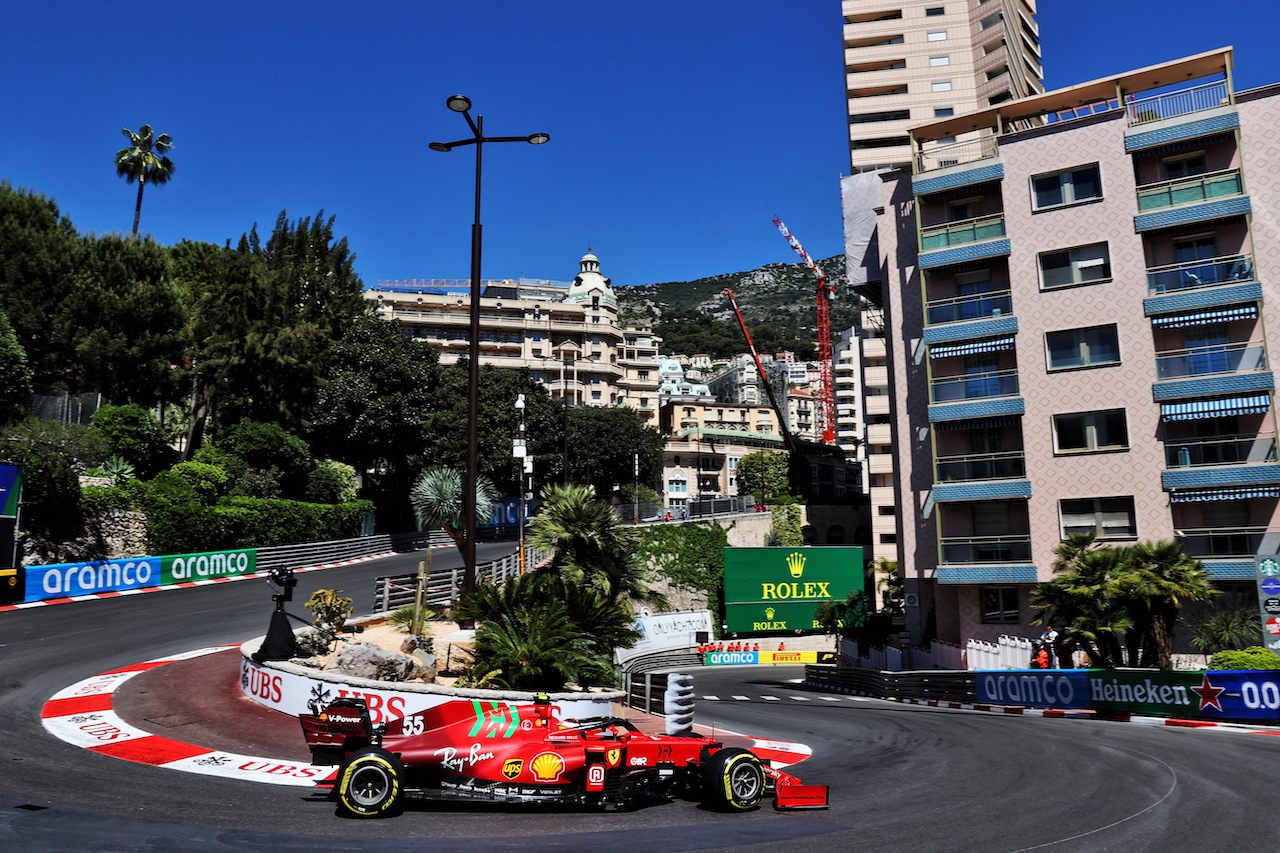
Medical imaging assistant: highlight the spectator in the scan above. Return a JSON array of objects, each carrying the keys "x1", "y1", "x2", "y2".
[{"x1": 1040, "y1": 624, "x2": 1059, "y2": 668}]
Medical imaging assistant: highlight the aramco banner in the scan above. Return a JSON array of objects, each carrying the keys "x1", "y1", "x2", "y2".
[
  {"x1": 723, "y1": 546, "x2": 863, "y2": 634},
  {"x1": 23, "y1": 548, "x2": 256, "y2": 603}
]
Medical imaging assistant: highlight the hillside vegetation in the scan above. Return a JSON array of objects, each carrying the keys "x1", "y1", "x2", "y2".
[{"x1": 616, "y1": 255, "x2": 859, "y2": 360}]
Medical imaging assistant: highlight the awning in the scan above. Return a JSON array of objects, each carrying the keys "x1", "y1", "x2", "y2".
[
  {"x1": 1160, "y1": 394, "x2": 1271, "y2": 420},
  {"x1": 929, "y1": 337, "x2": 1016, "y2": 359},
  {"x1": 934, "y1": 415, "x2": 1021, "y2": 431},
  {"x1": 1170, "y1": 485, "x2": 1280, "y2": 503},
  {"x1": 1151, "y1": 305, "x2": 1258, "y2": 328}
]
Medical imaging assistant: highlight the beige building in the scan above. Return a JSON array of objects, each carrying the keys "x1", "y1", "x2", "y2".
[
  {"x1": 366, "y1": 251, "x2": 660, "y2": 415},
  {"x1": 843, "y1": 0, "x2": 1043, "y2": 173}
]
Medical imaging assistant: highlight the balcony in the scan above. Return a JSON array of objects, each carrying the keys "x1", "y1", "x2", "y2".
[
  {"x1": 936, "y1": 451, "x2": 1026, "y2": 482},
  {"x1": 1164, "y1": 433, "x2": 1276, "y2": 469},
  {"x1": 925, "y1": 290, "x2": 1012, "y2": 326},
  {"x1": 1178, "y1": 526, "x2": 1280, "y2": 560},
  {"x1": 930, "y1": 369, "x2": 1020, "y2": 404},
  {"x1": 1126, "y1": 80, "x2": 1230, "y2": 127},
  {"x1": 1155, "y1": 340, "x2": 1267, "y2": 381},
  {"x1": 940, "y1": 535, "x2": 1032, "y2": 564},
  {"x1": 920, "y1": 213, "x2": 1007, "y2": 251},
  {"x1": 1136, "y1": 168, "x2": 1243, "y2": 212},
  {"x1": 1146, "y1": 253, "x2": 1256, "y2": 295},
  {"x1": 914, "y1": 135, "x2": 999, "y2": 175}
]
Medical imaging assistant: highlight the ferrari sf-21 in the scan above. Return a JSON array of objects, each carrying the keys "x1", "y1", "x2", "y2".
[{"x1": 300, "y1": 694, "x2": 828, "y2": 817}]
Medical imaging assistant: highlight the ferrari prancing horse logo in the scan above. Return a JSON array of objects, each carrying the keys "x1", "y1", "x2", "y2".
[{"x1": 607, "y1": 748, "x2": 621, "y2": 767}]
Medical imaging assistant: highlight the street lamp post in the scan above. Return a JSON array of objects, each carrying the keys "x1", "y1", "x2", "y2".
[{"x1": 430, "y1": 95, "x2": 548, "y2": 600}]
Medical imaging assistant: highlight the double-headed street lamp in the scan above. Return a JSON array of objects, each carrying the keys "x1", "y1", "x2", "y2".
[{"x1": 430, "y1": 95, "x2": 548, "y2": 600}]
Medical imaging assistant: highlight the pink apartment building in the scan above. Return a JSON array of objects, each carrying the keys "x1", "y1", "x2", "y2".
[{"x1": 874, "y1": 48, "x2": 1279, "y2": 655}]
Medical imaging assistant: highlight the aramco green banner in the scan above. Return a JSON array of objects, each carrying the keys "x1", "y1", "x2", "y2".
[{"x1": 723, "y1": 546, "x2": 863, "y2": 633}]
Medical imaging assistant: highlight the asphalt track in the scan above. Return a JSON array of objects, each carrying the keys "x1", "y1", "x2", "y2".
[{"x1": 2, "y1": 544, "x2": 1279, "y2": 852}]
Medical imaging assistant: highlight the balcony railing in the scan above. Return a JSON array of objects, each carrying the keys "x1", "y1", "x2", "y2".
[
  {"x1": 915, "y1": 135, "x2": 999, "y2": 174},
  {"x1": 940, "y1": 535, "x2": 1032, "y2": 564},
  {"x1": 1136, "y1": 168, "x2": 1243, "y2": 212},
  {"x1": 1165, "y1": 432, "x2": 1277, "y2": 468},
  {"x1": 1154, "y1": 340, "x2": 1267, "y2": 380},
  {"x1": 1147, "y1": 253, "x2": 1255, "y2": 294},
  {"x1": 1178, "y1": 526, "x2": 1280, "y2": 559},
  {"x1": 926, "y1": 290, "x2": 1012, "y2": 325},
  {"x1": 920, "y1": 214, "x2": 1006, "y2": 251},
  {"x1": 1127, "y1": 80, "x2": 1231, "y2": 127},
  {"x1": 930, "y1": 369, "x2": 1019, "y2": 403},
  {"x1": 936, "y1": 450, "x2": 1026, "y2": 482}
]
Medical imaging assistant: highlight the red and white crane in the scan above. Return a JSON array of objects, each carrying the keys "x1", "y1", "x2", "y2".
[{"x1": 772, "y1": 216, "x2": 836, "y2": 445}]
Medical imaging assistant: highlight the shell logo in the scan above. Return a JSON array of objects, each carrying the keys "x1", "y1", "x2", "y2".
[
  {"x1": 607, "y1": 749, "x2": 621, "y2": 767},
  {"x1": 531, "y1": 751, "x2": 566, "y2": 782}
]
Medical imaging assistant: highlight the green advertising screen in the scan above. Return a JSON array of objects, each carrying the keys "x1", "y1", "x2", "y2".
[{"x1": 723, "y1": 546, "x2": 864, "y2": 633}]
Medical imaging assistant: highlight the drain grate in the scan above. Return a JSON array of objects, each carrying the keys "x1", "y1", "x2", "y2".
[{"x1": 15, "y1": 804, "x2": 48, "y2": 811}]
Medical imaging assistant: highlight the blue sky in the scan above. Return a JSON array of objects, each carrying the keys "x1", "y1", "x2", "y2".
[{"x1": 2, "y1": 1, "x2": 1275, "y2": 288}]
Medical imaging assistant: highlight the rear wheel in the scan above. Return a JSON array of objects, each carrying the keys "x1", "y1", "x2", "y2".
[
  {"x1": 701, "y1": 747, "x2": 765, "y2": 811},
  {"x1": 336, "y1": 747, "x2": 403, "y2": 817}
]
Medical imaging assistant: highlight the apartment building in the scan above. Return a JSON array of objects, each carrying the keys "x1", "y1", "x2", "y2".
[
  {"x1": 367, "y1": 251, "x2": 660, "y2": 413},
  {"x1": 877, "y1": 48, "x2": 1274, "y2": 654},
  {"x1": 843, "y1": 0, "x2": 1043, "y2": 173}
]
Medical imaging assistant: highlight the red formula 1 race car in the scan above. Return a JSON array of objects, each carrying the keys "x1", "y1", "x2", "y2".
[{"x1": 300, "y1": 695, "x2": 828, "y2": 817}]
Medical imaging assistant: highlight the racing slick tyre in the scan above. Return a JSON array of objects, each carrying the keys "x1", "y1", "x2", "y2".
[
  {"x1": 701, "y1": 747, "x2": 765, "y2": 811},
  {"x1": 336, "y1": 747, "x2": 404, "y2": 818}
]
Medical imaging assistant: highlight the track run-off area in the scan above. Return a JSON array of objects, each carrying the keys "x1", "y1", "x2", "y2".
[{"x1": 2, "y1": 543, "x2": 1278, "y2": 852}]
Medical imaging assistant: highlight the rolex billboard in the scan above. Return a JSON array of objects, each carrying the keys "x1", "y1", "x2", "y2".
[{"x1": 723, "y1": 547, "x2": 864, "y2": 634}]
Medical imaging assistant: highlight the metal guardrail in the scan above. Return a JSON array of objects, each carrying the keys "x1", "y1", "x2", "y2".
[
  {"x1": 255, "y1": 529, "x2": 454, "y2": 572},
  {"x1": 372, "y1": 546, "x2": 552, "y2": 612},
  {"x1": 804, "y1": 665, "x2": 977, "y2": 702}
]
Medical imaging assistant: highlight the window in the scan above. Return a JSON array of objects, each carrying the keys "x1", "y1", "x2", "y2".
[
  {"x1": 1053, "y1": 410, "x2": 1129, "y2": 453},
  {"x1": 1046, "y1": 325, "x2": 1120, "y2": 370},
  {"x1": 948, "y1": 196, "x2": 981, "y2": 221},
  {"x1": 532, "y1": 334, "x2": 542, "y2": 341},
  {"x1": 851, "y1": 109, "x2": 911, "y2": 124},
  {"x1": 981, "y1": 587, "x2": 1019, "y2": 624},
  {"x1": 926, "y1": 6, "x2": 945, "y2": 15},
  {"x1": 932, "y1": 81, "x2": 953, "y2": 92},
  {"x1": 1032, "y1": 164, "x2": 1102, "y2": 210},
  {"x1": 1060, "y1": 497, "x2": 1136, "y2": 540},
  {"x1": 927, "y1": 30, "x2": 947, "y2": 41},
  {"x1": 930, "y1": 55, "x2": 950, "y2": 66},
  {"x1": 980, "y1": 11, "x2": 1003, "y2": 29},
  {"x1": 878, "y1": 505, "x2": 896, "y2": 515},
  {"x1": 668, "y1": 479, "x2": 687, "y2": 494},
  {"x1": 879, "y1": 533, "x2": 897, "y2": 544},
  {"x1": 1164, "y1": 154, "x2": 1206, "y2": 180},
  {"x1": 1039, "y1": 242, "x2": 1112, "y2": 289},
  {"x1": 934, "y1": 107, "x2": 954, "y2": 117}
]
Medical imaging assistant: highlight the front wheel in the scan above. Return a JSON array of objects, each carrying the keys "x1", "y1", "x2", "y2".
[
  {"x1": 337, "y1": 747, "x2": 403, "y2": 817},
  {"x1": 701, "y1": 748, "x2": 765, "y2": 811}
]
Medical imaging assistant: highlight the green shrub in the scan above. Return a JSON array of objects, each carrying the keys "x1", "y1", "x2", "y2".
[
  {"x1": 166, "y1": 461, "x2": 230, "y2": 504},
  {"x1": 81, "y1": 485, "x2": 134, "y2": 512},
  {"x1": 1209, "y1": 646, "x2": 1280, "y2": 671},
  {"x1": 305, "y1": 588, "x2": 353, "y2": 631},
  {"x1": 220, "y1": 420, "x2": 313, "y2": 498},
  {"x1": 91, "y1": 404, "x2": 173, "y2": 477},
  {"x1": 306, "y1": 459, "x2": 358, "y2": 503}
]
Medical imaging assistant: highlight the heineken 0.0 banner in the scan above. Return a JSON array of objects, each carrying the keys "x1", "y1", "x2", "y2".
[{"x1": 723, "y1": 546, "x2": 863, "y2": 633}]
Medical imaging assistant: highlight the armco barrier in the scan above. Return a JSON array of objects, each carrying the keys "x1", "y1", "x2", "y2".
[
  {"x1": 373, "y1": 546, "x2": 550, "y2": 612},
  {"x1": 805, "y1": 665, "x2": 978, "y2": 703}
]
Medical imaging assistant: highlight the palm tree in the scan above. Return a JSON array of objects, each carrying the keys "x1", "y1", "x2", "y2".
[
  {"x1": 115, "y1": 124, "x2": 175, "y2": 235},
  {"x1": 409, "y1": 466, "x2": 496, "y2": 553},
  {"x1": 1123, "y1": 540, "x2": 1215, "y2": 668},
  {"x1": 526, "y1": 483, "x2": 659, "y2": 604}
]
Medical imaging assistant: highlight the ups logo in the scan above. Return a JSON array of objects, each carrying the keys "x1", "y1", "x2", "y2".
[{"x1": 502, "y1": 759, "x2": 523, "y2": 779}]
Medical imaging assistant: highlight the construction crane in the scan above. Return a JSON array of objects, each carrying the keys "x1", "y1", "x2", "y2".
[
  {"x1": 772, "y1": 216, "x2": 836, "y2": 444},
  {"x1": 722, "y1": 288, "x2": 796, "y2": 455}
]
